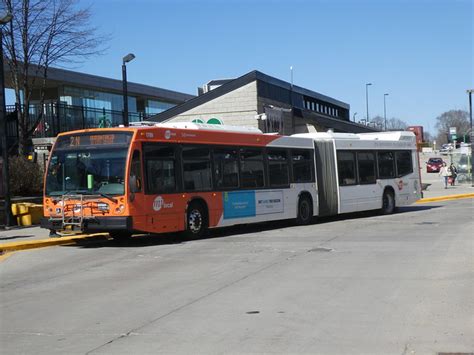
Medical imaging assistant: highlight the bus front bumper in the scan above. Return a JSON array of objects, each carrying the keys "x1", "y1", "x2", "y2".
[{"x1": 40, "y1": 216, "x2": 133, "y2": 232}]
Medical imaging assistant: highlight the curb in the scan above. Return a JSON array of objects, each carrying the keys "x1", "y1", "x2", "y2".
[
  {"x1": 416, "y1": 193, "x2": 474, "y2": 204},
  {"x1": 0, "y1": 233, "x2": 110, "y2": 255}
]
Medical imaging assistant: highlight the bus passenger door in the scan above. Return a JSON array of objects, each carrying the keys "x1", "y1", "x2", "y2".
[{"x1": 128, "y1": 149, "x2": 146, "y2": 231}]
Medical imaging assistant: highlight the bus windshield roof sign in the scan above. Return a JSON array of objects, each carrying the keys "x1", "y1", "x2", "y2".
[{"x1": 55, "y1": 132, "x2": 133, "y2": 149}]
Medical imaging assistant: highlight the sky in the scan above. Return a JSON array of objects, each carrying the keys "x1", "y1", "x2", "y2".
[{"x1": 14, "y1": 0, "x2": 474, "y2": 135}]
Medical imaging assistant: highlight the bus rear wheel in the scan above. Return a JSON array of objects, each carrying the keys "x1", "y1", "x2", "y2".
[
  {"x1": 184, "y1": 202, "x2": 208, "y2": 239},
  {"x1": 296, "y1": 195, "x2": 313, "y2": 225},
  {"x1": 381, "y1": 190, "x2": 396, "y2": 215}
]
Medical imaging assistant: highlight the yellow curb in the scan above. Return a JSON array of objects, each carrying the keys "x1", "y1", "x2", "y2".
[
  {"x1": 0, "y1": 233, "x2": 110, "y2": 254},
  {"x1": 416, "y1": 193, "x2": 474, "y2": 204}
]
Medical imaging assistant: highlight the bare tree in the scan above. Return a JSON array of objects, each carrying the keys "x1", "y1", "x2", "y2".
[
  {"x1": 2, "y1": 0, "x2": 106, "y2": 155},
  {"x1": 386, "y1": 117, "x2": 408, "y2": 131},
  {"x1": 435, "y1": 110, "x2": 470, "y2": 145},
  {"x1": 369, "y1": 115, "x2": 385, "y2": 130},
  {"x1": 370, "y1": 115, "x2": 408, "y2": 131},
  {"x1": 423, "y1": 131, "x2": 433, "y2": 144}
]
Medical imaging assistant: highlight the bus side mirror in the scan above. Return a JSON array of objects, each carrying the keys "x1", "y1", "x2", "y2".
[{"x1": 129, "y1": 175, "x2": 141, "y2": 193}]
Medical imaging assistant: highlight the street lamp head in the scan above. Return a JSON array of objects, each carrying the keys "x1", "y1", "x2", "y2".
[
  {"x1": 384, "y1": 93, "x2": 389, "y2": 96},
  {"x1": 123, "y1": 53, "x2": 135, "y2": 64},
  {"x1": 366, "y1": 83, "x2": 372, "y2": 86},
  {"x1": 0, "y1": 12, "x2": 13, "y2": 24},
  {"x1": 467, "y1": 89, "x2": 474, "y2": 94}
]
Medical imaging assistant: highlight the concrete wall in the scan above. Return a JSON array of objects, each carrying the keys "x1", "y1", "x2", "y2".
[
  {"x1": 165, "y1": 81, "x2": 332, "y2": 135},
  {"x1": 166, "y1": 82, "x2": 259, "y2": 127}
]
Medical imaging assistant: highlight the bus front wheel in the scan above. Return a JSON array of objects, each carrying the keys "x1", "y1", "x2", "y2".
[
  {"x1": 296, "y1": 195, "x2": 313, "y2": 225},
  {"x1": 381, "y1": 190, "x2": 396, "y2": 215},
  {"x1": 185, "y1": 202, "x2": 208, "y2": 239}
]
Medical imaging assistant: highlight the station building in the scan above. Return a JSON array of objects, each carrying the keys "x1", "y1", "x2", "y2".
[
  {"x1": 150, "y1": 70, "x2": 375, "y2": 135},
  {"x1": 4, "y1": 65, "x2": 194, "y2": 118},
  {"x1": 4, "y1": 65, "x2": 194, "y2": 143}
]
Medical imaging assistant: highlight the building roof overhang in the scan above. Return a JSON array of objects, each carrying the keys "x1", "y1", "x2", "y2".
[
  {"x1": 295, "y1": 108, "x2": 379, "y2": 133},
  {"x1": 149, "y1": 70, "x2": 350, "y2": 122},
  {"x1": 3, "y1": 64, "x2": 194, "y2": 104}
]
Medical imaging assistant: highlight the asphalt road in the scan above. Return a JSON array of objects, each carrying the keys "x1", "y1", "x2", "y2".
[{"x1": 1, "y1": 199, "x2": 473, "y2": 354}]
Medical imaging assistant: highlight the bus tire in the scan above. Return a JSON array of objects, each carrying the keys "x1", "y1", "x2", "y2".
[
  {"x1": 381, "y1": 189, "x2": 396, "y2": 215},
  {"x1": 184, "y1": 201, "x2": 208, "y2": 239},
  {"x1": 296, "y1": 195, "x2": 313, "y2": 225},
  {"x1": 109, "y1": 230, "x2": 132, "y2": 241}
]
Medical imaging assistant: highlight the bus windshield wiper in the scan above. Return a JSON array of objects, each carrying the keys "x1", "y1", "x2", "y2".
[{"x1": 73, "y1": 190, "x2": 118, "y2": 204}]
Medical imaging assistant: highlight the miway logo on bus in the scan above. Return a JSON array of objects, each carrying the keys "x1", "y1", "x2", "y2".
[{"x1": 153, "y1": 196, "x2": 174, "y2": 211}]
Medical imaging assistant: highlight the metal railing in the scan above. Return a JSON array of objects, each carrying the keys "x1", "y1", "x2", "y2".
[{"x1": 6, "y1": 102, "x2": 149, "y2": 140}]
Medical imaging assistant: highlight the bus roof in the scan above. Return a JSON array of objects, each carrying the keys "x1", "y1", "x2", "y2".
[
  {"x1": 293, "y1": 131, "x2": 416, "y2": 143},
  {"x1": 54, "y1": 123, "x2": 314, "y2": 149}
]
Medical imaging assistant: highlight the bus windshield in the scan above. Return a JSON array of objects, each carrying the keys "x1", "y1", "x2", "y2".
[{"x1": 46, "y1": 148, "x2": 129, "y2": 196}]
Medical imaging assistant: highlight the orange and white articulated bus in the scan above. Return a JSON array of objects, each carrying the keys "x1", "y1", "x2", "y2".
[{"x1": 41, "y1": 123, "x2": 421, "y2": 239}]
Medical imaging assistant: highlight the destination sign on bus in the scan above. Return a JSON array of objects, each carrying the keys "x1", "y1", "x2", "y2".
[{"x1": 55, "y1": 132, "x2": 133, "y2": 149}]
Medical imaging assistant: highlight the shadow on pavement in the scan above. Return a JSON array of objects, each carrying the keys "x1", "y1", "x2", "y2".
[
  {"x1": 0, "y1": 235, "x2": 35, "y2": 241},
  {"x1": 67, "y1": 204, "x2": 443, "y2": 250}
]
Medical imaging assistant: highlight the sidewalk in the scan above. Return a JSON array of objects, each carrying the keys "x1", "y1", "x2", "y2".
[
  {"x1": 0, "y1": 226, "x2": 109, "y2": 255},
  {"x1": 421, "y1": 178, "x2": 474, "y2": 198},
  {"x1": 419, "y1": 154, "x2": 474, "y2": 198},
  {"x1": 419, "y1": 151, "x2": 474, "y2": 198}
]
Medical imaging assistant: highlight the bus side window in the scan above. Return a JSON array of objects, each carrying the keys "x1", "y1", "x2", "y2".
[
  {"x1": 240, "y1": 148, "x2": 265, "y2": 188},
  {"x1": 267, "y1": 149, "x2": 289, "y2": 187},
  {"x1": 378, "y1": 151, "x2": 395, "y2": 179},
  {"x1": 337, "y1": 151, "x2": 357, "y2": 186},
  {"x1": 213, "y1": 148, "x2": 239, "y2": 189},
  {"x1": 357, "y1": 151, "x2": 376, "y2": 184},
  {"x1": 182, "y1": 146, "x2": 212, "y2": 191},
  {"x1": 143, "y1": 145, "x2": 176, "y2": 194},
  {"x1": 396, "y1": 151, "x2": 413, "y2": 177},
  {"x1": 130, "y1": 150, "x2": 142, "y2": 193},
  {"x1": 291, "y1": 149, "x2": 313, "y2": 183}
]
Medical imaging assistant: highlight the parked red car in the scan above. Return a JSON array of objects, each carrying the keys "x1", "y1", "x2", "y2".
[{"x1": 426, "y1": 157, "x2": 444, "y2": 173}]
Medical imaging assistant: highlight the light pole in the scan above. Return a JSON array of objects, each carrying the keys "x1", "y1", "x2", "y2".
[
  {"x1": 122, "y1": 53, "x2": 135, "y2": 127},
  {"x1": 365, "y1": 83, "x2": 372, "y2": 121},
  {"x1": 290, "y1": 66, "x2": 294, "y2": 134},
  {"x1": 353, "y1": 112, "x2": 357, "y2": 122},
  {"x1": 0, "y1": 11, "x2": 13, "y2": 227},
  {"x1": 384, "y1": 93, "x2": 389, "y2": 131},
  {"x1": 467, "y1": 89, "x2": 473, "y2": 187}
]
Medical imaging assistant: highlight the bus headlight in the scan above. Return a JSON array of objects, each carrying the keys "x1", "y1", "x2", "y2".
[
  {"x1": 97, "y1": 203, "x2": 109, "y2": 211},
  {"x1": 115, "y1": 205, "x2": 125, "y2": 214}
]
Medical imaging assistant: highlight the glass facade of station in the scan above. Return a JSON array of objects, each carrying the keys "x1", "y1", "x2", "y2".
[
  {"x1": 5, "y1": 84, "x2": 183, "y2": 142},
  {"x1": 145, "y1": 100, "x2": 175, "y2": 115},
  {"x1": 59, "y1": 86, "x2": 138, "y2": 112},
  {"x1": 59, "y1": 86, "x2": 176, "y2": 117}
]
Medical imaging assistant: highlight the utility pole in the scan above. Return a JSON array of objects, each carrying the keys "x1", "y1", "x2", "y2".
[
  {"x1": 0, "y1": 12, "x2": 14, "y2": 227},
  {"x1": 467, "y1": 89, "x2": 473, "y2": 187},
  {"x1": 290, "y1": 66, "x2": 294, "y2": 134},
  {"x1": 366, "y1": 83, "x2": 372, "y2": 122},
  {"x1": 384, "y1": 93, "x2": 389, "y2": 131}
]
